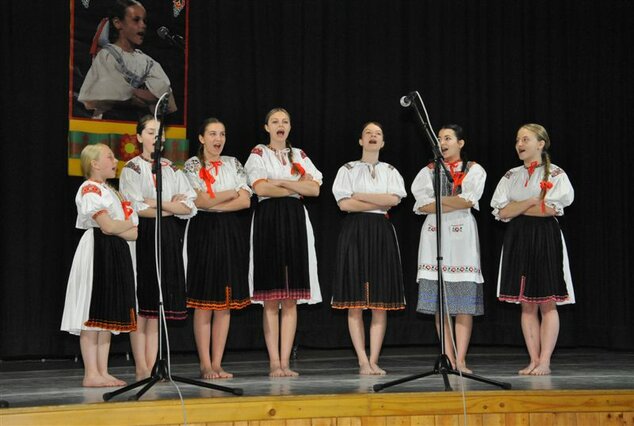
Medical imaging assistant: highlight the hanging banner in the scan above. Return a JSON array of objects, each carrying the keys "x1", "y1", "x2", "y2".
[{"x1": 68, "y1": 0, "x2": 188, "y2": 176}]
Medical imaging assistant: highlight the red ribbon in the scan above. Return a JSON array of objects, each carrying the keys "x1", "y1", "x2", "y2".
[
  {"x1": 199, "y1": 167, "x2": 216, "y2": 198},
  {"x1": 446, "y1": 161, "x2": 466, "y2": 195},
  {"x1": 292, "y1": 162, "x2": 306, "y2": 177},
  {"x1": 209, "y1": 160, "x2": 223, "y2": 175},
  {"x1": 525, "y1": 161, "x2": 539, "y2": 187},
  {"x1": 121, "y1": 201, "x2": 133, "y2": 220},
  {"x1": 539, "y1": 180, "x2": 554, "y2": 212}
]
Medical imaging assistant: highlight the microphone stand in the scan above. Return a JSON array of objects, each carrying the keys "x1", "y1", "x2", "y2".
[
  {"x1": 374, "y1": 92, "x2": 511, "y2": 392},
  {"x1": 104, "y1": 94, "x2": 242, "y2": 401}
]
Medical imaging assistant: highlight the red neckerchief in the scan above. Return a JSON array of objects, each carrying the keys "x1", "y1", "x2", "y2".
[
  {"x1": 525, "y1": 161, "x2": 539, "y2": 187},
  {"x1": 446, "y1": 160, "x2": 466, "y2": 195},
  {"x1": 199, "y1": 167, "x2": 216, "y2": 198}
]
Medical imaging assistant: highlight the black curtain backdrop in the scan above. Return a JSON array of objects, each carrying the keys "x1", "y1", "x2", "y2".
[{"x1": 1, "y1": 0, "x2": 632, "y2": 359}]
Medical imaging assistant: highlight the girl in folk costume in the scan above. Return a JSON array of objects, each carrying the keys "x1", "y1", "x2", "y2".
[
  {"x1": 331, "y1": 122, "x2": 407, "y2": 375},
  {"x1": 183, "y1": 118, "x2": 252, "y2": 379},
  {"x1": 78, "y1": 0, "x2": 176, "y2": 119},
  {"x1": 245, "y1": 108, "x2": 322, "y2": 377},
  {"x1": 119, "y1": 115, "x2": 196, "y2": 380},
  {"x1": 491, "y1": 123, "x2": 575, "y2": 376},
  {"x1": 411, "y1": 124, "x2": 486, "y2": 373},
  {"x1": 61, "y1": 143, "x2": 138, "y2": 387}
]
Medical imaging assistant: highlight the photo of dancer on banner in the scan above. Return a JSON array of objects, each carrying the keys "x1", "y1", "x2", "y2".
[
  {"x1": 68, "y1": 0, "x2": 188, "y2": 177},
  {"x1": 70, "y1": 0, "x2": 186, "y2": 123}
]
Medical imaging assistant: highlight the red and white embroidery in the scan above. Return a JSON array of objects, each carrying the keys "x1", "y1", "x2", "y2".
[{"x1": 82, "y1": 184, "x2": 102, "y2": 197}]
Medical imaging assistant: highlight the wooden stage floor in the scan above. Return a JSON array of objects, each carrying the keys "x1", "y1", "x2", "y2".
[{"x1": 1, "y1": 346, "x2": 633, "y2": 425}]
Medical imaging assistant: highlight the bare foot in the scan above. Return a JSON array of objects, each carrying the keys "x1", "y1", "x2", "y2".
[
  {"x1": 530, "y1": 364, "x2": 551, "y2": 376},
  {"x1": 212, "y1": 368, "x2": 233, "y2": 379},
  {"x1": 359, "y1": 363, "x2": 375, "y2": 375},
  {"x1": 201, "y1": 367, "x2": 216, "y2": 379},
  {"x1": 370, "y1": 364, "x2": 386, "y2": 376},
  {"x1": 269, "y1": 367, "x2": 286, "y2": 377},
  {"x1": 518, "y1": 362, "x2": 538, "y2": 375},
  {"x1": 135, "y1": 369, "x2": 151, "y2": 381},
  {"x1": 83, "y1": 375, "x2": 115, "y2": 387},
  {"x1": 456, "y1": 364, "x2": 473, "y2": 374},
  {"x1": 282, "y1": 367, "x2": 299, "y2": 377},
  {"x1": 102, "y1": 373, "x2": 126, "y2": 386}
]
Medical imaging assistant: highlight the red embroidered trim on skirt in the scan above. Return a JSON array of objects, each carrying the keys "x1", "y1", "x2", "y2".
[
  {"x1": 187, "y1": 287, "x2": 251, "y2": 310},
  {"x1": 84, "y1": 309, "x2": 137, "y2": 332},
  {"x1": 138, "y1": 309, "x2": 187, "y2": 320},
  {"x1": 252, "y1": 289, "x2": 311, "y2": 301}
]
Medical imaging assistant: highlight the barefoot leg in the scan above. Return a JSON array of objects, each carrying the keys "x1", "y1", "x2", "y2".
[
  {"x1": 280, "y1": 300, "x2": 299, "y2": 376},
  {"x1": 519, "y1": 303, "x2": 540, "y2": 375},
  {"x1": 263, "y1": 300, "x2": 284, "y2": 377},
  {"x1": 531, "y1": 302, "x2": 558, "y2": 375},
  {"x1": 80, "y1": 330, "x2": 110, "y2": 387},
  {"x1": 455, "y1": 314, "x2": 473, "y2": 373},
  {"x1": 211, "y1": 309, "x2": 233, "y2": 378},
  {"x1": 193, "y1": 309, "x2": 214, "y2": 378},
  {"x1": 436, "y1": 313, "x2": 456, "y2": 369},
  {"x1": 348, "y1": 309, "x2": 372, "y2": 374},
  {"x1": 130, "y1": 316, "x2": 151, "y2": 380},
  {"x1": 369, "y1": 309, "x2": 387, "y2": 375},
  {"x1": 145, "y1": 318, "x2": 159, "y2": 374}
]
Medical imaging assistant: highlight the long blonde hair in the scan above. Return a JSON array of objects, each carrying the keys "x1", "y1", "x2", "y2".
[{"x1": 80, "y1": 143, "x2": 108, "y2": 179}]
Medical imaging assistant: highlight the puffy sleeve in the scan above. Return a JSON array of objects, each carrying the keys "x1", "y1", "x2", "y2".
[
  {"x1": 411, "y1": 166, "x2": 434, "y2": 215},
  {"x1": 233, "y1": 157, "x2": 253, "y2": 195},
  {"x1": 245, "y1": 146, "x2": 268, "y2": 187},
  {"x1": 459, "y1": 163, "x2": 486, "y2": 210},
  {"x1": 77, "y1": 184, "x2": 113, "y2": 224},
  {"x1": 387, "y1": 165, "x2": 407, "y2": 199},
  {"x1": 332, "y1": 165, "x2": 353, "y2": 202},
  {"x1": 297, "y1": 149, "x2": 323, "y2": 185},
  {"x1": 544, "y1": 168, "x2": 574, "y2": 215},
  {"x1": 173, "y1": 169, "x2": 198, "y2": 219},
  {"x1": 119, "y1": 162, "x2": 150, "y2": 213},
  {"x1": 183, "y1": 157, "x2": 205, "y2": 192},
  {"x1": 490, "y1": 170, "x2": 513, "y2": 222},
  {"x1": 143, "y1": 59, "x2": 172, "y2": 101},
  {"x1": 78, "y1": 49, "x2": 131, "y2": 106}
]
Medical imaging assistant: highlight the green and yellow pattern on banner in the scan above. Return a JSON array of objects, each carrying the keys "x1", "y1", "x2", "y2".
[{"x1": 68, "y1": 118, "x2": 188, "y2": 176}]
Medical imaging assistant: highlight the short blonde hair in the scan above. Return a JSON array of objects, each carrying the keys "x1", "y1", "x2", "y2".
[{"x1": 80, "y1": 143, "x2": 108, "y2": 179}]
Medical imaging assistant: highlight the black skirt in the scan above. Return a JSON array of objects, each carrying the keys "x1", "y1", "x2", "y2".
[
  {"x1": 251, "y1": 197, "x2": 311, "y2": 301},
  {"x1": 332, "y1": 213, "x2": 405, "y2": 310},
  {"x1": 498, "y1": 215, "x2": 570, "y2": 303},
  {"x1": 136, "y1": 216, "x2": 187, "y2": 319},
  {"x1": 86, "y1": 228, "x2": 137, "y2": 332},
  {"x1": 186, "y1": 211, "x2": 251, "y2": 310}
]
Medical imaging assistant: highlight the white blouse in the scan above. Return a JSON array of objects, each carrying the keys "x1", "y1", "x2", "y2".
[
  {"x1": 244, "y1": 144, "x2": 323, "y2": 201},
  {"x1": 77, "y1": 44, "x2": 175, "y2": 116},
  {"x1": 332, "y1": 161, "x2": 407, "y2": 214},
  {"x1": 183, "y1": 155, "x2": 252, "y2": 200},
  {"x1": 75, "y1": 180, "x2": 139, "y2": 229},
  {"x1": 490, "y1": 163, "x2": 574, "y2": 222},
  {"x1": 119, "y1": 156, "x2": 197, "y2": 220},
  {"x1": 411, "y1": 162, "x2": 486, "y2": 215}
]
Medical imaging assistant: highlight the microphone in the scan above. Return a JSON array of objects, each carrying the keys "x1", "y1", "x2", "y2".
[
  {"x1": 157, "y1": 26, "x2": 184, "y2": 47},
  {"x1": 400, "y1": 92, "x2": 417, "y2": 107}
]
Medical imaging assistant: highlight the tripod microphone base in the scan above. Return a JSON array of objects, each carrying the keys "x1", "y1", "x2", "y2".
[
  {"x1": 103, "y1": 359, "x2": 243, "y2": 401},
  {"x1": 373, "y1": 354, "x2": 511, "y2": 392}
]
